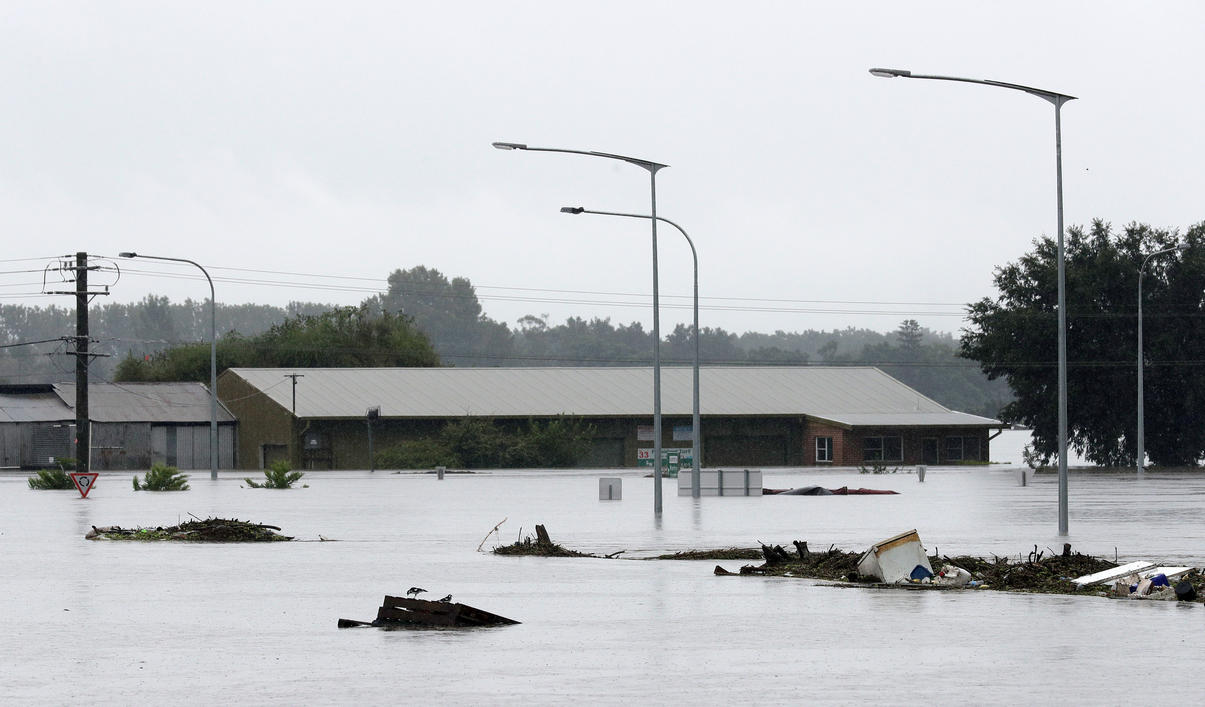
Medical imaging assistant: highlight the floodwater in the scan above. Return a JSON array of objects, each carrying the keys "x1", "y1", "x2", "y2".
[{"x1": 5, "y1": 448, "x2": 1205, "y2": 705}]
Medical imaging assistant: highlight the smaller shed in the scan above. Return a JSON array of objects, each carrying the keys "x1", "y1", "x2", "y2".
[{"x1": 0, "y1": 382, "x2": 237, "y2": 470}]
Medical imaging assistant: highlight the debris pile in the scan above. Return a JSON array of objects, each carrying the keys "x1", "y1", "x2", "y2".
[
  {"x1": 651, "y1": 548, "x2": 762, "y2": 561},
  {"x1": 339, "y1": 594, "x2": 519, "y2": 628},
  {"x1": 714, "y1": 533, "x2": 1205, "y2": 600},
  {"x1": 86, "y1": 517, "x2": 292, "y2": 542},
  {"x1": 940, "y1": 547, "x2": 1114, "y2": 594},
  {"x1": 492, "y1": 524, "x2": 593, "y2": 557},
  {"x1": 731, "y1": 541, "x2": 864, "y2": 581}
]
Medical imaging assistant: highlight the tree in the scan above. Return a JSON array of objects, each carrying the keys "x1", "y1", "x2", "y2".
[
  {"x1": 896, "y1": 319, "x2": 923, "y2": 352},
  {"x1": 961, "y1": 219, "x2": 1205, "y2": 467},
  {"x1": 114, "y1": 306, "x2": 440, "y2": 382},
  {"x1": 371, "y1": 266, "x2": 513, "y2": 366}
]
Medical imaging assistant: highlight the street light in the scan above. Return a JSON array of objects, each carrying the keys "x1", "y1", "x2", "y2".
[
  {"x1": 1137, "y1": 244, "x2": 1189, "y2": 477},
  {"x1": 870, "y1": 67, "x2": 1077, "y2": 536},
  {"x1": 495, "y1": 142, "x2": 670, "y2": 513},
  {"x1": 562, "y1": 206, "x2": 702, "y2": 498},
  {"x1": 119, "y1": 252, "x2": 219, "y2": 480}
]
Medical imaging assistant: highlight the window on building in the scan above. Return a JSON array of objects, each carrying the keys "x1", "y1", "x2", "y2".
[
  {"x1": 964, "y1": 436, "x2": 981, "y2": 461},
  {"x1": 816, "y1": 437, "x2": 833, "y2": 463},
  {"x1": 864, "y1": 436, "x2": 902, "y2": 462},
  {"x1": 946, "y1": 436, "x2": 982, "y2": 462},
  {"x1": 944, "y1": 436, "x2": 983, "y2": 464}
]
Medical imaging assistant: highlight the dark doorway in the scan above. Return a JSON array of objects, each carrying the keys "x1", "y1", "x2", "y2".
[{"x1": 922, "y1": 438, "x2": 939, "y2": 465}]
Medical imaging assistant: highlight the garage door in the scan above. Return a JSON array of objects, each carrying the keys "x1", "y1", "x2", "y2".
[
  {"x1": 578, "y1": 438, "x2": 625, "y2": 468},
  {"x1": 704, "y1": 436, "x2": 787, "y2": 467}
]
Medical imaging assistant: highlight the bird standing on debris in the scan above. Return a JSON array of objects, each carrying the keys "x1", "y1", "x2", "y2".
[
  {"x1": 439, "y1": 594, "x2": 452, "y2": 603},
  {"x1": 406, "y1": 587, "x2": 427, "y2": 598}
]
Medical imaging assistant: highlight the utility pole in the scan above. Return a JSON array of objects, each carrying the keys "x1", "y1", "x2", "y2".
[
  {"x1": 75, "y1": 252, "x2": 89, "y2": 474},
  {"x1": 45, "y1": 253, "x2": 110, "y2": 473},
  {"x1": 44, "y1": 254, "x2": 110, "y2": 476},
  {"x1": 285, "y1": 373, "x2": 304, "y2": 415}
]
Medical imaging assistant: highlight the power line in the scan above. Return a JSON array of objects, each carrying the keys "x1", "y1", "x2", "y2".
[
  {"x1": 101, "y1": 266, "x2": 970, "y2": 317},
  {"x1": 0, "y1": 337, "x2": 67, "y2": 349}
]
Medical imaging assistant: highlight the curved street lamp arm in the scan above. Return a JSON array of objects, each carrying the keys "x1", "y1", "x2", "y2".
[
  {"x1": 492, "y1": 142, "x2": 667, "y2": 173},
  {"x1": 1141, "y1": 244, "x2": 1189, "y2": 275},
  {"x1": 119, "y1": 251, "x2": 219, "y2": 479},
  {"x1": 496, "y1": 143, "x2": 669, "y2": 512},
  {"x1": 869, "y1": 68, "x2": 1075, "y2": 106},
  {"x1": 869, "y1": 65, "x2": 1075, "y2": 533},
  {"x1": 560, "y1": 208, "x2": 695, "y2": 262},
  {"x1": 561, "y1": 206, "x2": 702, "y2": 496}
]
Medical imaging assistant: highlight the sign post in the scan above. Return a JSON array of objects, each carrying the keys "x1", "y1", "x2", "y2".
[{"x1": 69, "y1": 472, "x2": 99, "y2": 499}]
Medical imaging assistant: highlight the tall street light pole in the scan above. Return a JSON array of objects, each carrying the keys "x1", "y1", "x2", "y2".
[
  {"x1": 870, "y1": 68, "x2": 1076, "y2": 536},
  {"x1": 494, "y1": 142, "x2": 670, "y2": 514},
  {"x1": 562, "y1": 207, "x2": 702, "y2": 498},
  {"x1": 1137, "y1": 244, "x2": 1188, "y2": 477},
  {"x1": 120, "y1": 252, "x2": 219, "y2": 480}
]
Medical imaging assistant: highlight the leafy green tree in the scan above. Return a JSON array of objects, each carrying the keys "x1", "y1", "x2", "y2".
[
  {"x1": 371, "y1": 266, "x2": 513, "y2": 366},
  {"x1": 896, "y1": 319, "x2": 924, "y2": 351},
  {"x1": 114, "y1": 306, "x2": 439, "y2": 382},
  {"x1": 512, "y1": 316, "x2": 653, "y2": 366},
  {"x1": 962, "y1": 219, "x2": 1205, "y2": 466}
]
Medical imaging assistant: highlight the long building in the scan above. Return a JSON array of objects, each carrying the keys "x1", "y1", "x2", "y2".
[
  {"x1": 0, "y1": 382, "x2": 237, "y2": 470},
  {"x1": 217, "y1": 366, "x2": 1004, "y2": 470}
]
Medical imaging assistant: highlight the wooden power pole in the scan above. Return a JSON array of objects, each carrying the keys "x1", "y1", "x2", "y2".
[
  {"x1": 75, "y1": 252, "x2": 90, "y2": 474},
  {"x1": 46, "y1": 252, "x2": 109, "y2": 473}
]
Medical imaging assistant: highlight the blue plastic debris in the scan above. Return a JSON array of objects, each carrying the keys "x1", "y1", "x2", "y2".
[{"x1": 910, "y1": 564, "x2": 933, "y2": 581}]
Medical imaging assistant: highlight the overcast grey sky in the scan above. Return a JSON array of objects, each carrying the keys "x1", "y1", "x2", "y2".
[{"x1": 1, "y1": 2, "x2": 1201, "y2": 338}]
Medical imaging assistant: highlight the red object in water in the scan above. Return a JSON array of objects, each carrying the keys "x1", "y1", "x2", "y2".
[{"x1": 828, "y1": 486, "x2": 899, "y2": 495}]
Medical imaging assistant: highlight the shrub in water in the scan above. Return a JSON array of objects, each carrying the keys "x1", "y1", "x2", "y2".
[
  {"x1": 374, "y1": 438, "x2": 461, "y2": 470},
  {"x1": 245, "y1": 460, "x2": 305, "y2": 489},
  {"x1": 374, "y1": 416, "x2": 595, "y2": 470},
  {"x1": 133, "y1": 463, "x2": 190, "y2": 491},
  {"x1": 28, "y1": 467, "x2": 75, "y2": 490}
]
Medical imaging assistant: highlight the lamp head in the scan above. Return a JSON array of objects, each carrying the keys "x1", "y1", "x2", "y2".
[
  {"x1": 118, "y1": 252, "x2": 137, "y2": 258},
  {"x1": 869, "y1": 68, "x2": 911, "y2": 78},
  {"x1": 560, "y1": 207, "x2": 585, "y2": 214},
  {"x1": 1178, "y1": 244, "x2": 1191, "y2": 251},
  {"x1": 492, "y1": 142, "x2": 527, "y2": 150}
]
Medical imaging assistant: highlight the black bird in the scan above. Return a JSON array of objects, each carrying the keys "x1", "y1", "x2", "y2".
[
  {"x1": 406, "y1": 587, "x2": 427, "y2": 598},
  {"x1": 438, "y1": 594, "x2": 452, "y2": 603}
]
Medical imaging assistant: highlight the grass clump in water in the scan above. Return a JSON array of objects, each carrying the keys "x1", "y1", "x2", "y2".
[
  {"x1": 245, "y1": 460, "x2": 306, "y2": 489},
  {"x1": 133, "y1": 463, "x2": 190, "y2": 491}
]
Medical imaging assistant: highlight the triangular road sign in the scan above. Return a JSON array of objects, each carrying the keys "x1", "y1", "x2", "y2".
[{"x1": 69, "y1": 472, "x2": 99, "y2": 499}]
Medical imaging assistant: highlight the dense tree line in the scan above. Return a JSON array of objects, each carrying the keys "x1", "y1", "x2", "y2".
[
  {"x1": 114, "y1": 307, "x2": 439, "y2": 383},
  {"x1": 0, "y1": 297, "x2": 330, "y2": 383},
  {"x1": 962, "y1": 219, "x2": 1205, "y2": 467},
  {"x1": 1, "y1": 264, "x2": 1010, "y2": 417}
]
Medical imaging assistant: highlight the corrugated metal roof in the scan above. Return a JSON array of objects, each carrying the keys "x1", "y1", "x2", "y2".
[
  {"x1": 0, "y1": 391, "x2": 73, "y2": 423},
  {"x1": 224, "y1": 366, "x2": 1003, "y2": 426},
  {"x1": 807, "y1": 412, "x2": 1002, "y2": 428},
  {"x1": 53, "y1": 382, "x2": 237, "y2": 424}
]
